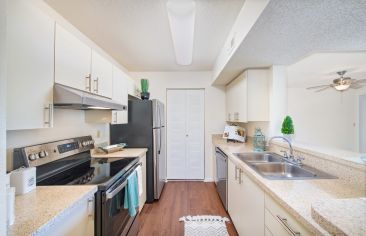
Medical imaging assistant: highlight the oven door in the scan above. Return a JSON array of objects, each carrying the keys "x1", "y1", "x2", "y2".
[{"x1": 101, "y1": 171, "x2": 139, "y2": 236}]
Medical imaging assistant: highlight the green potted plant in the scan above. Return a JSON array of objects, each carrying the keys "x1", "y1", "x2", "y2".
[
  {"x1": 281, "y1": 115, "x2": 295, "y2": 141},
  {"x1": 140, "y1": 78, "x2": 150, "y2": 100}
]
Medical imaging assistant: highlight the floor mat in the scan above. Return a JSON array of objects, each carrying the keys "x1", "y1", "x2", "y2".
[{"x1": 179, "y1": 215, "x2": 230, "y2": 236}]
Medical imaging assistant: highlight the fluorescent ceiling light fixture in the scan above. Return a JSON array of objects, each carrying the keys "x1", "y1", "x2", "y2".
[{"x1": 166, "y1": 0, "x2": 196, "y2": 66}]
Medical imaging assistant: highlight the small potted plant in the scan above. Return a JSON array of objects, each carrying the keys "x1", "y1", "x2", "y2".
[
  {"x1": 140, "y1": 79, "x2": 150, "y2": 100},
  {"x1": 281, "y1": 115, "x2": 295, "y2": 141}
]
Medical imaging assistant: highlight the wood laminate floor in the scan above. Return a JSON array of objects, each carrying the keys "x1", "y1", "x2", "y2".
[{"x1": 138, "y1": 181, "x2": 238, "y2": 236}]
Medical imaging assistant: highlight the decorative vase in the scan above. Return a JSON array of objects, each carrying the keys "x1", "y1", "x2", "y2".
[{"x1": 140, "y1": 92, "x2": 150, "y2": 100}]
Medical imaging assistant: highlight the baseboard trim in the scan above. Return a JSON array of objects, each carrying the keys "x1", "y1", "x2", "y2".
[{"x1": 204, "y1": 178, "x2": 214, "y2": 182}]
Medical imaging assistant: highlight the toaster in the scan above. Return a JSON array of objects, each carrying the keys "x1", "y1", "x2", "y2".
[{"x1": 10, "y1": 167, "x2": 36, "y2": 195}]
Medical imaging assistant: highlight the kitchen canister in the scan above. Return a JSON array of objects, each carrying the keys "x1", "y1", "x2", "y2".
[
  {"x1": 10, "y1": 167, "x2": 36, "y2": 195},
  {"x1": 253, "y1": 128, "x2": 266, "y2": 152}
]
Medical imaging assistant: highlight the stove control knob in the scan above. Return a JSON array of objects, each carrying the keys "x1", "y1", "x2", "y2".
[
  {"x1": 44, "y1": 150, "x2": 49, "y2": 156},
  {"x1": 39, "y1": 151, "x2": 46, "y2": 158},
  {"x1": 28, "y1": 154, "x2": 37, "y2": 161},
  {"x1": 82, "y1": 141, "x2": 88, "y2": 146}
]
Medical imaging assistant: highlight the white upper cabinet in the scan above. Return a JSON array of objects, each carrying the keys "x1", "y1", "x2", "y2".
[
  {"x1": 55, "y1": 23, "x2": 92, "y2": 92},
  {"x1": 7, "y1": 0, "x2": 55, "y2": 130},
  {"x1": 111, "y1": 67, "x2": 128, "y2": 124},
  {"x1": 91, "y1": 50, "x2": 113, "y2": 98},
  {"x1": 226, "y1": 69, "x2": 269, "y2": 123}
]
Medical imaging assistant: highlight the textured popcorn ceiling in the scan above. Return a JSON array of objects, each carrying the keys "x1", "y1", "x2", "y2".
[{"x1": 216, "y1": 0, "x2": 366, "y2": 85}]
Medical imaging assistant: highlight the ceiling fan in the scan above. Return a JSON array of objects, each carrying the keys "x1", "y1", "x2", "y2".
[{"x1": 306, "y1": 70, "x2": 366, "y2": 92}]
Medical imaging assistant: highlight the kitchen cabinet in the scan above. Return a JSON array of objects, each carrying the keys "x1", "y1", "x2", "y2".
[
  {"x1": 228, "y1": 158, "x2": 265, "y2": 236},
  {"x1": 226, "y1": 69, "x2": 269, "y2": 122},
  {"x1": 41, "y1": 194, "x2": 95, "y2": 236},
  {"x1": 55, "y1": 23, "x2": 92, "y2": 92},
  {"x1": 7, "y1": 0, "x2": 54, "y2": 130},
  {"x1": 139, "y1": 153, "x2": 147, "y2": 212},
  {"x1": 91, "y1": 50, "x2": 113, "y2": 98},
  {"x1": 265, "y1": 194, "x2": 311, "y2": 236},
  {"x1": 111, "y1": 66, "x2": 128, "y2": 124},
  {"x1": 127, "y1": 77, "x2": 141, "y2": 99}
]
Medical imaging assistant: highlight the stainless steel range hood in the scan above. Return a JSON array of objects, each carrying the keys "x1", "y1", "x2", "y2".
[{"x1": 53, "y1": 83, "x2": 127, "y2": 110}]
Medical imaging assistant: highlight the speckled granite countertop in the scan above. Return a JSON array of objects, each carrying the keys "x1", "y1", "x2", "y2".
[
  {"x1": 212, "y1": 135, "x2": 366, "y2": 236},
  {"x1": 311, "y1": 198, "x2": 366, "y2": 236},
  {"x1": 8, "y1": 185, "x2": 97, "y2": 236},
  {"x1": 90, "y1": 148, "x2": 147, "y2": 159}
]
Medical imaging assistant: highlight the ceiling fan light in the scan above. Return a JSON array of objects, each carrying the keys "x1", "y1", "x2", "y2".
[
  {"x1": 334, "y1": 84, "x2": 350, "y2": 91},
  {"x1": 166, "y1": 0, "x2": 196, "y2": 66}
]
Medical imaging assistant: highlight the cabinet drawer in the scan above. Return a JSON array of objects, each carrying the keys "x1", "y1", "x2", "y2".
[{"x1": 265, "y1": 194, "x2": 311, "y2": 236}]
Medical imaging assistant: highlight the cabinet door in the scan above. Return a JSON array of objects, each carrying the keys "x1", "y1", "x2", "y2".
[
  {"x1": 55, "y1": 23, "x2": 91, "y2": 91},
  {"x1": 225, "y1": 72, "x2": 248, "y2": 122},
  {"x1": 41, "y1": 195, "x2": 95, "y2": 236},
  {"x1": 240, "y1": 173, "x2": 265, "y2": 236},
  {"x1": 91, "y1": 50, "x2": 113, "y2": 98},
  {"x1": 139, "y1": 154, "x2": 147, "y2": 212},
  {"x1": 228, "y1": 159, "x2": 241, "y2": 232},
  {"x1": 111, "y1": 67, "x2": 128, "y2": 124},
  {"x1": 7, "y1": 0, "x2": 54, "y2": 130},
  {"x1": 247, "y1": 70, "x2": 269, "y2": 121}
]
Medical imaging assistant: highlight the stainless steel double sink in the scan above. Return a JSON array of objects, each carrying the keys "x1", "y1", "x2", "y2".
[{"x1": 234, "y1": 153, "x2": 336, "y2": 180}]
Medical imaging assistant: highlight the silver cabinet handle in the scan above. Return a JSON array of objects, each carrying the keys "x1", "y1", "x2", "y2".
[
  {"x1": 234, "y1": 112, "x2": 239, "y2": 121},
  {"x1": 114, "y1": 112, "x2": 118, "y2": 123},
  {"x1": 93, "y1": 77, "x2": 99, "y2": 93},
  {"x1": 276, "y1": 215, "x2": 301, "y2": 236},
  {"x1": 87, "y1": 197, "x2": 94, "y2": 218},
  {"x1": 85, "y1": 74, "x2": 91, "y2": 92},
  {"x1": 44, "y1": 104, "x2": 53, "y2": 127},
  {"x1": 238, "y1": 168, "x2": 242, "y2": 184}
]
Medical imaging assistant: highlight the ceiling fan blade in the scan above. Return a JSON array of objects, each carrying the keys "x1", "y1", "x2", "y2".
[
  {"x1": 350, "y1": 83, "x2": 363, "y2": 89},
  {"x1": 355, "y1": 79, "x2": 366, "y2": 84},
  {"x1": 315, "y1": 86, "x2": 332, "y2": 92},
  {"x1": 306, "y1": 84, "x2": 330, "y2": 90}
]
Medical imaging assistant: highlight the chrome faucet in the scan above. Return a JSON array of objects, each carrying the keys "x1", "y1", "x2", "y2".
[{"x1": 267, "y1": 136, "x2": 304, "y2": 166}]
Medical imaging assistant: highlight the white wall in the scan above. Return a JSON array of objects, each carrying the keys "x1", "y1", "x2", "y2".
[
  {"x1": 286, "y1": 52, "x2": 366, "y2": 152},
  {"x1": 0, "y1": 0, "x2": 7, "y2": 233},
  {"x1": 287, "y1": 88, "x2": 360, "y2": 151},
  {"x1": 6, "y1": 110, "x2": 109, "y2": 171},
  {"x1": 268, "y1": 65, "x2": 287, "y2": 137},
  {"x1": 131, "y1": 71, "x2": 226, "y2": 181}
]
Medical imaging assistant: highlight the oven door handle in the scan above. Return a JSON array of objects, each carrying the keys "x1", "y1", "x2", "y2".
[
  {"x1": 105, "y1": 163, "x2": 141, "y2": 200},
  {"x1": 106, "y1": 179, "x2": 128, "y2": 200}
]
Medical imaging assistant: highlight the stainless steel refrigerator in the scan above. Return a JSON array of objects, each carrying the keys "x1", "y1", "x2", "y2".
[{"x1": 110, "y1": 99, "x2": 166, "y2": 202}]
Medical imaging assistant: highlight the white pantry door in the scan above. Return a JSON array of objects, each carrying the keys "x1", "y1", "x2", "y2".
[{"x1": 167, "y1": 89, "x2": 204, "y2": 179}]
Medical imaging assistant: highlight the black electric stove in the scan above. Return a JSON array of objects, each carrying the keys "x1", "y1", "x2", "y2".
[{"x1": 13, "y1": 136, "x2": 140, "y2": 236}]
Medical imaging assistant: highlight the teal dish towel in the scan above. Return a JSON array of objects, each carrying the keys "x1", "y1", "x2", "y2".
[{"x1": 124, "y1": 171, "x2": 139, "y2": 216}]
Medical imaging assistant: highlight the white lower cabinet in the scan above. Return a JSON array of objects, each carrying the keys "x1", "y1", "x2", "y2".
[
  {"x1": 227, "y1": 158, "x2": 311, "y2": 236},
  {"x1": 139, "y1": 153, "x2": 147, "y2": 212},
  {"x1": 228, "y1": 159, "x2": 264, "y2": 236},
  {"x1": 7, "y1": 0, "x2": 55, "y2": 130},
  {"x1": 41, "y1": 194, "x2": 95, "y2": 236},
  {"x1": 265, "y1": 194, "x2": 311, "y2": 236}
]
